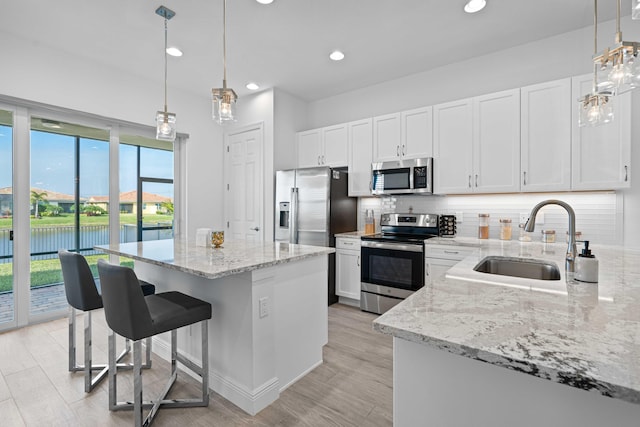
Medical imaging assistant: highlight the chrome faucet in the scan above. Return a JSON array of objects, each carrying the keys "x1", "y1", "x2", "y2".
[{"x1": 524, "y1": 199, "x2": 577, "y2": 273}]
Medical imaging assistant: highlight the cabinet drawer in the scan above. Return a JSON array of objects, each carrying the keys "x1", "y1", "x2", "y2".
[
  {"x1": 424, "y1": 245, "x2": 476, "y2": 260},
  {"x1": 336, "y1": 238, "x2": 361, "y2": 250}
]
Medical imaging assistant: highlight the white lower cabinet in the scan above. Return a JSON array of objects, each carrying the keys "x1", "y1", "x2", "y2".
[
  {"x1": 335, "y1": 238, "x2": 361, "y2": 301},
  {"x1": 424, "y1": 244, "x2": 477, "y2": 284}
]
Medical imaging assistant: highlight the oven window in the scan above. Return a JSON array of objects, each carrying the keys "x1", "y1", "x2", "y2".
[
  {"x1": 374, "y1": 168, "x2": 410, "y2": 191},
  {"x1": 370, "y1": 255, "x2": 413, "y2": 286},
  {"x1": 361, "y1": 246, "x2": 424, "y2": 291}
]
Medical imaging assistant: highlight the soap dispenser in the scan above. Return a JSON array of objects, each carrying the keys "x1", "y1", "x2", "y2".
[{"x1": 574, "y1": 241, "x2": 598, "y2": 283}]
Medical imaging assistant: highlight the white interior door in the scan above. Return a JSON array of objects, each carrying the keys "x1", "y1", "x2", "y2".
[{"x1": 225, "y1": 125, "x2": 263, "y2": 242}]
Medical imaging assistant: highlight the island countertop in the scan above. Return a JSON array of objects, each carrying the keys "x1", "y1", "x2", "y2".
[
  {"x1": 95, "y1": 239, "x2": 335, "y2": 280},
  {"x1": 374, "y1": 239, "x2": 640, "y2": 405}
]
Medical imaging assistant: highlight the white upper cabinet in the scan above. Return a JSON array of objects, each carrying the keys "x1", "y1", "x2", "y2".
[
  {"x1": 373, "y1": 107, "x2": 433, "y2": 162},
  {"x1": 473, "y1": 89, "x2": 521, "y2": 193},
  {"x1": 348, "y1": 118, "x2": 374, "y2": 197},
  {"x1": 434, "y1": 90, "x2": 519, "y2": 195},
  {"x1": 402, "y1": 106, "x2": 433, "y2": 159},
  {"x1": 571, "y1": 74, "x2": 631, "y2": 190},
  {"x1": 373, "y1": 113, "x2": 402, "y2": 162},
  {"x1": 434, "y1": 98, "x2": 473, "y2": 194},
  {"x1": 297, "y1": 124, "x2": 348, "y2": 168},
  {"x1": 520, "y1": 78, "x2": 572, "y2": 192}
]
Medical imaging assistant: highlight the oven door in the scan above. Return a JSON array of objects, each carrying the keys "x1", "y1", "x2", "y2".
[{"x1": 361, "y1": 241, "x2": 424, "y2": 291}]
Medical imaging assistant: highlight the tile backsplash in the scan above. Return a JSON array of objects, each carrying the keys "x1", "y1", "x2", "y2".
[{"x1": 357, "y1": 191, "x2": 622, "y2": 245}]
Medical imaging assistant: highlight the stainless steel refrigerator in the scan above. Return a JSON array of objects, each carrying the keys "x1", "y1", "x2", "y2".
[{"x1": 275, "y1": 167, "x2": 357, "y2": 305}]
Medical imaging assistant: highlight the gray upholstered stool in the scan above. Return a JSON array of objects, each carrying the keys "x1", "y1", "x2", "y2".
[
  {"x1": 97, "y1": 259, "x2": 211, "y2": 427},
  {"x1": 58, "y1": 250, "x2": 155, "y2": 393}
]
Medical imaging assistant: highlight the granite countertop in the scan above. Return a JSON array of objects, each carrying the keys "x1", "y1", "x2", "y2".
[
  {"x1": 374, "y1": 238, "x2": 640, "y2": 405},
  {"x1": 95, "y1": 239, "x2": 335, "y2": 280},
  {"x1": 335, "y1": 231, "x2": 374, "y2": 239}
]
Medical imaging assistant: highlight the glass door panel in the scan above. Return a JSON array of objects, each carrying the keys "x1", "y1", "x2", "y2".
[
  {"x1": 29, "y1": 117, "x2": 109, "y2": 317},
  {"x1": 140, "y1": 180, "x2": 174, "y2": 241},
  {"x1": 0, "y1": 109, "x2": 14, "y2": 326}
]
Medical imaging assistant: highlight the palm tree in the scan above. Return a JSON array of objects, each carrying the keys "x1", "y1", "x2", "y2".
[
  {"x1": 30, "y1": 190, "x2": 48, "y2": 218},
  {"x1": 160, "y1": 200, "x2": 174, "y2": 214}
]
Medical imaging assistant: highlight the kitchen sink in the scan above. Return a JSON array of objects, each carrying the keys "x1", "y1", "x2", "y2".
[{"x1": 473, "y1": 256, "x2": 561, "y2": 281}]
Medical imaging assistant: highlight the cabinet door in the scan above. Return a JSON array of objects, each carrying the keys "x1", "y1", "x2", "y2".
[
  {"x1": 323, "y1": 123, "x2": 348, "y2": 167},
  {"x1": 520, "y1": 78, "x2": 572, "y2": 192},
  {"x1": 402, "y1": 106, "x2": 433, "y2": 159},
  {"x1": 473, "y1": 89, "x2": 521, "y2": 193},
  {"x1": 336, "y1": 248, "x2": 361, "y2": 300},
  {"x1": 571, "y1": 74, "x2": 631, "y2": 190},
  {"x1": 297, "y1": 129, "x2": 322, "y2": 168},
  {"x1": 425, "y1": 258, "x2": 458, "y2": 285},
  {"x1": 348, "y1": 118, "x2": 373, "y2": 196},
  {"x1": 433, "y1": 99, "x2": 473, "y2": 194},
  {"x1": 373, "y1": 113, "x2": 402, "y2": 162}
]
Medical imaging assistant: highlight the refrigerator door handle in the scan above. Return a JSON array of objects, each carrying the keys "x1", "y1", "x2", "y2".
[{"x1": 290, "y1": 187, "x2": 299, "y2": 244}]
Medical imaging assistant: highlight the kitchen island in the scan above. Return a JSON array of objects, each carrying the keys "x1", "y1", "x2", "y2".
[
  {"x1": 374, "y1": 238, "x2": 640, "y2": 426},
  {"x1": 96, "y1": 239, "x2": 334, "y2": 415}
]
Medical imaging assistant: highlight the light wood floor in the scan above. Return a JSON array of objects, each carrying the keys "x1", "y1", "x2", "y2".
[{"x1": 0, "y1": 304, "x2": 393, "y2": 426}]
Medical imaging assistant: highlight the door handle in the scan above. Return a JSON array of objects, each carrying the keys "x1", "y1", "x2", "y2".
[
  {"x1": 625, "y1": 165, "x2": 628, "y2": 182},
  {"x1": 523, "y1": 171, "x2": 527, "y2": 186},
  {"x1": 9, "y1": 230, "x2": 13, "y2": 241},
  {"x1": 250, "y1": 227, "x2": 260, "y2": 232}
]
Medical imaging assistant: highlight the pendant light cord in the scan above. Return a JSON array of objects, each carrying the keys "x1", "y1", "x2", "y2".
[
  {"x1": 592, "y1": 0, "x2": 598, "y2": 93},
  {"x1": 616, "y1": 0, "x2": 622, "y2": 43},
  {"x1": 223, "y1": 0, "x2": 228, "y2": 89},
  {"x1": 164, "y1": 17, "x2": 168, "y2": 114}
]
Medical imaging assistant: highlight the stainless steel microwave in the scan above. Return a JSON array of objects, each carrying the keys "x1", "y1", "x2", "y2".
[{"x1": 371, "y1": 157, "x2": 433, "y2": 195}]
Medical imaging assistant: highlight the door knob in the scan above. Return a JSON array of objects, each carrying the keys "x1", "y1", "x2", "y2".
[{"x1": 250, "y1": 227, "x2": 260, "y2": 231}]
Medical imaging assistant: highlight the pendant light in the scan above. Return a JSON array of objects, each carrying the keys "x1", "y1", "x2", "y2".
[
  {"x1": 155, "y1": 6, "x2": 177, "y2": 142},
  {"x1": 593, "y1": 0, "x2": 640, "y2": 94},
  {"x1": 579, "y1": 0, "x2": 614, "y2": 127},
  {"x1": 211, "y1": 0, "x2": 238, "y2": 124}
]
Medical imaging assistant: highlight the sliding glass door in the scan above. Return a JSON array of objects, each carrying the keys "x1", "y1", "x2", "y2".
[
  {"x1": 0, "y1": 109, "x2": 14, "y2": 326},
  {"x1": 29, "y1": 118, "x2": 109, "y2": 317}
]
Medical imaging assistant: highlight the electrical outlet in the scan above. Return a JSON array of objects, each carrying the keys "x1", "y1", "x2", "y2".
[
  {"x1": 259, "y1": 297, "x2": 269, "y2": 318},
  {"x1": 455, "y1": 212, "x2": 463, "y2": 223}
]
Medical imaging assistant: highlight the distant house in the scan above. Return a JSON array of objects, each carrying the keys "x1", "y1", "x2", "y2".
[
  {"x1": 88, "y1": 191, "x2": 172, "y2": 215},
  {"x1": 0, "y1": 187, "x2": 83, "y2": 215}
]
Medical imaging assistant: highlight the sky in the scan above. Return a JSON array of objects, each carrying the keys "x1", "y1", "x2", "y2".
[{"x1": 0, "y1": 125, "x2": 173, "y2": 200}]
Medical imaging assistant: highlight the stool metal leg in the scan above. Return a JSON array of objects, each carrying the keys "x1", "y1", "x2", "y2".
[
  {"x1": 84, "y1": 310, "x2": 93, "y2": 392},
  {"x1": 68, "y1": 306, "x2": 76, "y2": 372},
  {"x1": 133, "y1": 339, "x2": 143, "y2": 427}
]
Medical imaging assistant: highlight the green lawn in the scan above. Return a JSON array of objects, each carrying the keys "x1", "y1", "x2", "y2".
[
  {"x1": 0, "y1": 255, "x2": 134, "y2": 293},
  {"x1": 0, "y1": 213, "x2": 173, "y2": 229}
]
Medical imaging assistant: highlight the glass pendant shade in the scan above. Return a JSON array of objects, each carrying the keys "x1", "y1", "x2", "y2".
[
  {"x1": 578, "y1": 94, "x2": 613, "y2": 127},
  {"x1": 634, "y1": 0, "x2": 640, "y2": 20},
  {"x1": 212, "y1": 88, "x2": 237, "y2": 123},
  {"x1": 156, "y1": 111, "x2": 177, "y2": 141}
]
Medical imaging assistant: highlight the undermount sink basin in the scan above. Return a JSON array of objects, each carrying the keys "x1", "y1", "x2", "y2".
[{"x1": 473, "y1": 256, "x2": 561, "y2": 281}]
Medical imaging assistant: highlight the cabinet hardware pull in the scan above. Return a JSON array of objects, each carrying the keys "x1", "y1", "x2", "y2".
[
  {"x1": 402, "y1": 145, "x2": 406, "y2": 156},
  {"x1": 322, "y1": 155, "x2": 325, "y2": 164},
  {"x1": 357, "y1": 256, "x2": 360, "y2": 267},
  {"x1": 318, "y1": 155, "x2": 321, "y2": 165},
  {"x1": 468, "y1": 175, "x2": 472, "y2": 188},
  {"x1": 625, "y1": 165, "x2": 628, "y2": 182},
  {"x1": 523, "y1": 171, "x2": 527, "y2": 186},
  {"x1": 344, "y1": 241, "x2": 353, "y2": 245},
  {"x1": 250, "y1": 227, "x2": 260, "y2": 231},
  {"x1": 444, "y1": 250, "x2": 459, "y2": 254},
  {"x1": 475, "y1": 174, "x2": 478, "y2": 187},
  {"x1": 426, "y1": 263, "x2": 430, "y2": 276},
  {"x1": 396, "y1": 145, "x2": 400, "y2": 156}
]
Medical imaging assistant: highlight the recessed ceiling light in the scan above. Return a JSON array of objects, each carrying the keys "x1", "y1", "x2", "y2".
[
  {"x1": 464, "y1": 0, "x2": 486, "y2": 13},
  {"x1": 246, "y1": 82, "x2": 260, "y2": 90},
  {"x1": 166, "y1": 47, "x2": 183, "y2": 57},
  {"x1": 329, "y1": 50, "x2": 345, "y2": 61},
  {"x1": 256, "y1": 0, "x2": 274, "y2": 4}
]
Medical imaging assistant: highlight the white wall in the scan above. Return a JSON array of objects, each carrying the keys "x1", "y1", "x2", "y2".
[
  {"x1": 306, "y1": 17, "x2": 640, "y2": 249},
  {"x1": 0, "y1": 29, "x2": 223, "y2": 240}
]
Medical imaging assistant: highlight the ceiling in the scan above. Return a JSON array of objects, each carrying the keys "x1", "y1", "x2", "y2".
[{"x1": 1, "y1": 0, "x2": 628, "y2": 102}]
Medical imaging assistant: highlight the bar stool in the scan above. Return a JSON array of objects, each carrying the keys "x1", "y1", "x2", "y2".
[
  {"x1": 97, "y1": 259, "x2": 211, "y2": 427},
  {"x1": 58, "y1": 250, "x2": 156, "y2": 393}
]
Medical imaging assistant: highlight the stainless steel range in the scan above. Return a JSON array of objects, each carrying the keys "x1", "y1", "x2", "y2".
[{"x1": 360, "y1": 213, "x2": 439, "y2": 315}]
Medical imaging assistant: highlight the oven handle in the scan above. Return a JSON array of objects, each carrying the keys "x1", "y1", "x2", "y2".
[{"x1": 361, "y1": 240, "x2": 423, "y2": 253}]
